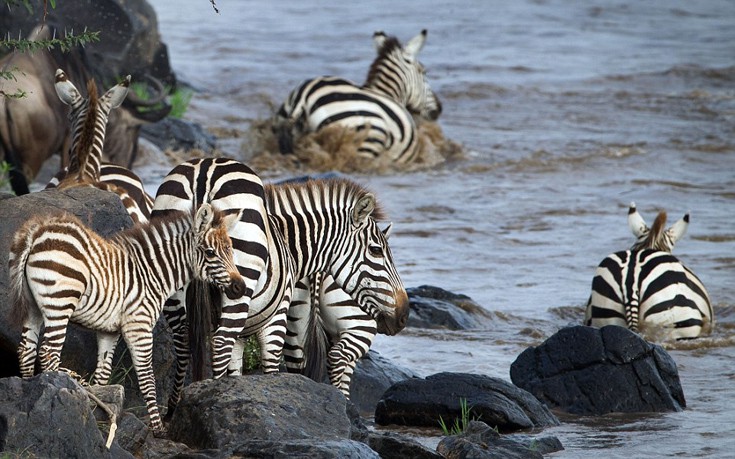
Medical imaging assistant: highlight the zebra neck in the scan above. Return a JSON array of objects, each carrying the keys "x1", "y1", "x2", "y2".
[
  {"x1": 270, "y1": 213, "x2": 341, "y2": 280},
  {"x1": 114, "y1": 216, "x2": 196, "y2": 297},
  {"x1": 65, "y1": 106, "x2": 105, "y2": 184}
]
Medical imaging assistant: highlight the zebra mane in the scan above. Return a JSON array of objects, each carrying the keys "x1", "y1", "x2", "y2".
[
  {"x1": 265, "y1": 178, "x2": 387, "y2": 221},
  {"x1": 365, "y1": 35, "x2": 402, "y2": 87},
  {"x1": 633, "y1": 211, "x2": 669, "y2": 252},
  {"x1": 61, "y1": 79, "x2": 100, "y2": 187}
]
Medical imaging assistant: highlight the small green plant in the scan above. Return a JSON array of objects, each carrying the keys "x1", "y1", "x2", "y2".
[
  {"x1": 242, "y1": 335, "x2": 261, "y2": 372},
  {"x1": 0, "y1": 161, "x2": 13, "y2": 192},
  {"x1": 439, "y1": 398, "x2": 477, "y2": 436},
  {"x1": 129, "y1": 82, "x2": 193, "y2": 119}
]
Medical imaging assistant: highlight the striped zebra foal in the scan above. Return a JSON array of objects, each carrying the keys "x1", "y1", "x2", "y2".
[
  {"x1": 584, "y1": 203, "x2": 713, "y2": 340},
  {"x1": 273, "y1": 29, "x2": 442, "y2": 164},
  {"x1": 48, "y1": 69, "x2": 151, "y2": 223},
  {"x1": 8, "y1": 203, "x2": 244, "y2": 433}
]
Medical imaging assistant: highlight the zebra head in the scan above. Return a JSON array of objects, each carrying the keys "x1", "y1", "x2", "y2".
[
  {"x1": 628, "y1": 202, "x2": 689, "y2": 252},
  {"x1": 329, "y1": 185, "x2": 409, "y2": 335},
  {"x1": 193, "y1": 204, "x2": 246, "y2": 300},
  {"x1": 55, "y1": 69, "x2": 130, "y2": 184},
  {"x1": 367, "y1": 29, "x2": 442, "y2": 121}
]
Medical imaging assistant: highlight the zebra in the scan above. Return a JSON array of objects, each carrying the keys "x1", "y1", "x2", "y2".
[
  {"x1": 152, "y1": 162, "x2": 409, "y2": 412},
  {"x1": 48, "y1": 69, "x2": 152, "y2": 223},
  {"x1": 273, "y1": 29, "x2": 442, "y2": 164},
  {"x1": 584, "y1": 202, "x2": 714, "y2": 340},
  {"x1": 8, "y1": 202, "x2": 244, "y2": 434}
]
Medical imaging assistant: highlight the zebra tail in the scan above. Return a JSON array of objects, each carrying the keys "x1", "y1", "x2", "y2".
[
  {"x1": 302, "y1": 296, "x2": 329, "y2": 384},
  {"x1": 7, "y1": 223, "x2": 41, "y2": 327},
  {"x1": 186, "y1": 279, "x2": 221, "y2": 381}
]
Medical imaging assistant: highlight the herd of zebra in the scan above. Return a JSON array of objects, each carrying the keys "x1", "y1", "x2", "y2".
[{"x1": 3, "y1": 29, "x2": 714, "y2": 436}]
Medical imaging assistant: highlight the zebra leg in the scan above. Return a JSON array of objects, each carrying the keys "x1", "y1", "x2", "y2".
[
  {"x1": 257, "y1": 302, "x2": 289, "y2": 373},
  {"x1": 211, "y1": 294, "x2": 251, "y2": 379},
  {"x1": 123, "y1": 328, "x2": 164, "y2": 434},
  {"x1": 92, "y1": 332, "x2": 120, "y2": 385},
  {"x1": 17, "y1": 308, "x2": 44, "y2": 378},
  {"x1": 38, "y1": 307, "x2": 74, "y2": 372},
  {"x1": 163, "y1": 290, "x2": 189, "y2": 416},
  {"x1": 327, "y1": 340, "x2": 358, "y2": 398},
  {"x1": 283, "y1": 278, "x2": 311, "y2": 373},
  {"x1": 228, "y1": 338, "x2": 246, "y2": 375}
]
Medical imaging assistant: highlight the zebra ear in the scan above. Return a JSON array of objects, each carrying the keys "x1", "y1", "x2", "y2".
[
  {"x1": 54, "y1": 69, "x2": 83, "y2": 107},
  {"x1": 382, "y1": 222, "x2": 393, "y2": 239},
  {"x1": 628, "y1": 202, "x2": 648, "y2": 238},
  {"x1": 373, "y1": 31, "x2": 387, "y2": 52},
  {"x1": 103, "y1": 75, "x2": 131, "y2": 109},
  {"x1": 404, "y1": 29, "x2": 427, "y2": 58},
  {"x1": 195, "y1": 203, "x2": 215, "y2": 234},
  {"x1": 221, "y1": 210, "x2": 242, "y2": 233},
  {"x1": 666, "y1": 211, "x2": 689, "y2": 245},
  {"x1": 353, "y1": 193, "x2": 376, "y2": 226}
]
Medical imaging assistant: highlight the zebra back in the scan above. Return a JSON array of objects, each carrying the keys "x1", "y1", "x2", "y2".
[{"x1": 54, "y1": 69, "x2": 130, "y2": 186}]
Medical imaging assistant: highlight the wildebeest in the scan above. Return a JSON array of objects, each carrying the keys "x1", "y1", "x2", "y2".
[{"x1": 0, "y1": 25, "x2": 170, "y2": 195}]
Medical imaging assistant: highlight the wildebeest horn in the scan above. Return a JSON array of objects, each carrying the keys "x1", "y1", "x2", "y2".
[{"x1": 124, "y1": 73, "x2": 172, "y2": 122}]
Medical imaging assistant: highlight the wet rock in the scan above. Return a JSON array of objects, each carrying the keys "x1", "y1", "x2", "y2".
[
  {"x1": 374, "y1": 372, "x2": 559, "y2": 432},
  {"x1": 367, "y1": 431, "x2": 443, "y2": 459},
  {"x1": 167, "y1": 373, "x2": 356, "y2": 450},
  {"x1": 407, "y1": 285, "x2": 492, "y2": 330},
  {"x1": 436, "y1": 420, "x2": 563, "y2": 459},
  {"x1": 227, "y1": 440, "x2": 379, "y2": 459},
  {"x1": 0, "y1": 373, "x2": 110, "y2": 458},
  {"x1": 141, "y1": 118, "x2": 217, "y2": 154},
  {"x1": 351, "y1": 350, "x2": 420, "y2": 415},
  {"x1": 510, "y1": 325, "x2": 686, "y2": 415}
]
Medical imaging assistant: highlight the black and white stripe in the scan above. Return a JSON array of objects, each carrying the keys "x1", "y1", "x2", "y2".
[
  {"x1": 585, "y1": 203, "x2": 713, "y2": 340},
  {"x1": 8, "y1": 204, "x2": 244, "y2": 433},
  {"x1": 274, "y1": 30, "x2": 441, "y2": 163}
]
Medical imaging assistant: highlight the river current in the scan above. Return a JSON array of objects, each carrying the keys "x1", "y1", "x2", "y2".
[{"x1": 131, "y1": 1, "x2": 735, "y2": 456}]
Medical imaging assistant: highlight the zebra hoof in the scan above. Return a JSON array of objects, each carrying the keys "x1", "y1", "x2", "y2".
[{"x1": 151, "y1": 425, "x2": 168, "y2": 438}]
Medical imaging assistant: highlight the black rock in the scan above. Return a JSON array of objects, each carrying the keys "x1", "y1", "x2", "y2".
[
  {"x1": 0, "y1": 373, "x2": 110, "y2": 458},
  {"x1": 407, "y1": 285, "x2": 492, "y2": 330},
  {"x1": 437, "y1": 421, "x2": 562, "y2": 459},
  {"x1": 510, "y1": 325, "x2": 686, "y2": 415},
  {"x1": 374, "y1": 372, "x2": 559, "y2": 432},
  {"x1": 141, "y1": 118, "x2": 216, "y2": 154},
  {"x1": 351, "y1": 350, "x2": 420, "y2": 415},
  {"x1": 367, "y1": 431, "x2": 443, "y2": 459}
]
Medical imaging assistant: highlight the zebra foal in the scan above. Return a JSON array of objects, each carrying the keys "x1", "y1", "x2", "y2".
[
  {"x1": 584, "y1": 202, "x2": 713, "y2": 340},
  {"x1": 8, "y1": 203, "x2": 244, "y2": 433},
  {"x1": 273, "y1": 29, "x2": 441, "y2": 164}
]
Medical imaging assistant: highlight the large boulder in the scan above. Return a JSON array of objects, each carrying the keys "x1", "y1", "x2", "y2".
[
  {"x1": 0, "y1": 372, "x2": 111, "y2": 458},
  {"x1": 407, "y1": 285, "x2": 493, "y2": 330},
  {"x1": 168, "y1": 373, "x2": 364, "y2": 451},
  {"x1": 510, "y1": 325, "x2": 686, "y2": 415},
  {"x1": 1, "y1": 0, "x2": 176, "y2": 87},
  {"x1": 351, "y1": 350, "x2": 419, "y2": 415},
  {"x1": 374, "y1": 372, "x2": 559, "y2": 432}
]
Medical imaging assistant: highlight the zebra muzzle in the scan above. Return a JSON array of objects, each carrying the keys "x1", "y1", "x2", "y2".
[{"x1": 224, "y1": 277, "x2": 246, "y2": 299}]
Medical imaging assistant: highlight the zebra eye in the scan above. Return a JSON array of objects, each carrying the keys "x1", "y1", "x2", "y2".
[
  {"x1": 369, "y1": 245, "x2": 383, "y2": 257},
  {"x1": 205, "y1": 248, "x2": 216, "y2": 258}
]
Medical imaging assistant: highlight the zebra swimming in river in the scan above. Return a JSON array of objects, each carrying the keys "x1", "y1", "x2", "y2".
[
  {"x1": 584, "y1": 202, "x2": 713, "y2": 340},
  {"x1": 8, "y1": 203, "x2": 243, "y2": 434},
  {"x1": 273, "y1": 29, "x2": 442, "y2": 165}
]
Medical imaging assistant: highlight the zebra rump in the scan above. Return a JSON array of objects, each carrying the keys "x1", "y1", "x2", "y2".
[{"x1": 585, "y1": 248, "x2": 713, "y2": 340}]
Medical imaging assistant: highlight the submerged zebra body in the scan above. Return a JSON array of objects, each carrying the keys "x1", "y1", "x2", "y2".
[
  {"x1": 8, "y1": 203, "x2": 244, "y2": 432},
  {"x1": 585, "y1": 203, "x2": 713, "y2": 340},
  {"x1": 274, "y1": 29, "x2": 441, "y2": 164},
  {"x1": 47, "y1": 69, "x2": 152, "y2": 223}
]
